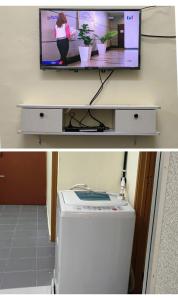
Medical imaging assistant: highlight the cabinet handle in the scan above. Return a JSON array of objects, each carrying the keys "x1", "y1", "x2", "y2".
[
  {"x1": 0, "y1": 175, "x2": 5, "y2": 178},
  {"x1": 134, "y1": 113, "x2": 139, "y2": 119},
  {"x1": 39, "y1": 113, "x2": 44, "y2": 118}
]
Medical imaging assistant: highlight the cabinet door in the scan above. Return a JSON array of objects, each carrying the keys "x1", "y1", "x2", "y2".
[
  {"x1": 115, "y1": 109, "x2": 156, "y2": 134},
  {"x1": 21, "y1": 108, "x2": 63, "y2": 134}
]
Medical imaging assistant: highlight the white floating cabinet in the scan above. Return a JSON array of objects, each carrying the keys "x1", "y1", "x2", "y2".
[{"x1": 17, "y1": 104, "x2": 160, "y2": 136}]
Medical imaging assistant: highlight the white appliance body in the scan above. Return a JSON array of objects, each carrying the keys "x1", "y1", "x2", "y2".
[{"x1": 54, "y1": 190, "x2": 135, "y2": 294}]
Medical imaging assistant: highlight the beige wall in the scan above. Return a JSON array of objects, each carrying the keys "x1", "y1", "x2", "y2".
[
  {"x1": 46, "y1": 151, "x2": 52, "y2": 236},
  {"x1": 58, "y1": 152, "x2": 124, "y2": 192},
  {"x1": 0, "y1": 6, "x2": 177, "y2": 148},
  {"x1": 126, "y1": 152, "x2": 139, "y2": 207}
]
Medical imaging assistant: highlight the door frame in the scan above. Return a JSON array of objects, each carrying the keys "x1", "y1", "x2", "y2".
[
  {"x1": 50, "y1": 152, "x2": 58, "y2": 242},
  {"x1": 130, "y1": 152, "x2": 157, "y2": 293},
  {"x1": 142, "y1": 152, "x2": 170, "y2": 293}
]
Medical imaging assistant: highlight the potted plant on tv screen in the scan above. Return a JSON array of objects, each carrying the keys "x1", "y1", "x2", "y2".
[
  {"x1": 96, "y1": 31, "x2": 117, "y2": 56},
  {"x1": 78, "y1": 24, "x2": 93, "y2": 62}
]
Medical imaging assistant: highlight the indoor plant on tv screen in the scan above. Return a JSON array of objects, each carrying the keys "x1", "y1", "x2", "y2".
[
  {"x1": 96, "y1": 31, "x2": 117, "y2": 56},
  {"x1": 78, "y1": 24, "x2": 93, "y2": 62}
]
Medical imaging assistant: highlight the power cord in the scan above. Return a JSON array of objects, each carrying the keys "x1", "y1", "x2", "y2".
[
  {"x1": 141, "y1": 33, "x2": 176, "y2": 38},
  {"x1": 88, "y1": 109, "x2": 109, "y2": 129},
  {"x1": 66, "y1": 110, "x2": 109, "y2": 131},
  {"x1": 77, "y1": 70, "x2": 114, "y2": 128},
  {"x1": 141, "y1": 6, "x2": 157, "y2": 10},
  {"x1": 68, "y1": 111, "x2": 88, "y2": 128},
  {"x1": 141, "y1": 6, "x2": 176, "y2": 38},
  {"x1": 89, "y1": 70, "x2": 114, "y2": 105}
]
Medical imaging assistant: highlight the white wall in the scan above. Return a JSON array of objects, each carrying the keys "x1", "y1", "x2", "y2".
[
  {"x1": 46, "y1": 151, "x2": 52, "y2": 237},
  {"x1": 0, "y1": 6, "x2": 177, "y2": 148},
  {"x1": 126, "y1": 152, "x2": 139, "y2": 207},
  {"x1": 58, "y1": 152, "x2": 124, "y2": 192}
]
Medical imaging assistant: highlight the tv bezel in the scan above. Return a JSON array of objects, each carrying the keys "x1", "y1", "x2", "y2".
[{"x1": 39, "y1": 8, "x2": 141, "y2": 71}]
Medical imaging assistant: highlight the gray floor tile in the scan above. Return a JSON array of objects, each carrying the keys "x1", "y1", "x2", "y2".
[
  {"x1": 1, "y1": 271, "x2": 36, "y2": 289},
  {"x1": 36, "y1": 237, "x2": 51, "y2": 247},
  {"x1": 38, "y1": 211, "x2": 47, "y2": 217},
  {"x1": 38, "y1": 218, "x2": 47, "y2": 224},
  {"x1": 18, "y1": 216, "x2": 37, "y2": 221},
  {"x1": 17, "y1": 220, "x2": 37, "y2": 225},
  {"x1": 0, "y1": 273, "x2": 3, "y2": 289},
  {"x1": 0, "y1": 225, "x2": 16, "y2": 231},
  {"x1": 0, "y1": 212, "x2": 19, "y2": 217},
  {"x1": 37, "y1": 224, "x2": 48, "y2": 230},
  {"x1": 0, "y1": 249, "x2": 11, "y2": 259},
  {"x1": 38, "y1": 224, "x2": 48, "y2": 230},
  {"x1": 0, "y1": 260, "x2": 8, "y2": 272},
  {"x1": 13, "y1": 230, "x2": 37, "y2": 238},
  {"x1": 19, "y1": 211, "x2": 37, "y2": 217},
  {"x1": 37, "y1": 214, "x2": 47, "y2": 220},
  {"x1": 37, "y1": 247, "x2": 55, "y2": 258},
  {"x1": 0, "y1": 239, "x2": 12, "y2": 249},
  {"x1": 37, "y1": 206, "x2": 46, "y2": 212},
  {"x1": 0, "y1": 205, "x2": 53, "y2": 290},
  {"x1": 11, "y1": 237, "x2": 37, "y2": 248},
  {"x1": 21, "y1": 206, "x2": 37, "y2": 212},
  {"x1": 0, "y1": 218, "x2": 18, "y2": 225},
  {"x1": 5, "y1": 258, "x2": 36, "y2": 272},
  {"x1": 1, "y1": 206, "x2": 20, "y2": 212},
  {"x1": 38, "y1": 216, "x2": 47, "y2": 222},
  {"x1": 36, "y1": 269, "x2": 53, "y2": 286},
  {"x1": 37, "y1": 257, "x2": 55, "y2": 271},
  {"x1": 19, "y1": 211, "x2": 37, "y2": 216},
  {"x1": 0, "y1": 231, "x2": 14, "y2": 239},
  {"x1": 15, "y1": 224, "x2": 37, "y2": 231},
  {"x1": 10, "y1": 247, "x2": 36, "y2": 259},
  {"x1": 37, "y1": 229, "x2": 49, "y2": 238}
]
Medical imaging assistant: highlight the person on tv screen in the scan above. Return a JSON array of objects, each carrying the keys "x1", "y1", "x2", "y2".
[{"x1": 55, "y1": 12, "x2": 71, "y2": 66}]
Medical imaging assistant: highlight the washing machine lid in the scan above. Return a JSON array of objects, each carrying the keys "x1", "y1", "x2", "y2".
[{"x1": 60, "y1": 190, "x2": 124, "y2": 207}]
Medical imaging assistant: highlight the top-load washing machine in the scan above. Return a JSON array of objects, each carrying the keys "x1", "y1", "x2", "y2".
[{"x1": 54, "y1": 190, "x2": 135, "y2": 294}]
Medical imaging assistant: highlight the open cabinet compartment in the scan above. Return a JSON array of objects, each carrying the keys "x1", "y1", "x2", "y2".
[{"x1": 62, "y1": 108, "x2": 115, "y2": 134}]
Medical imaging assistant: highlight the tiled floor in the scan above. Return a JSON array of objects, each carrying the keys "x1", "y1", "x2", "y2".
[
  {"x1": 0, "y1": 205, "x2": 55, "y2": 290},
  {"x1": 69, "y1": 49, "x2": 139, "y2": 68}
]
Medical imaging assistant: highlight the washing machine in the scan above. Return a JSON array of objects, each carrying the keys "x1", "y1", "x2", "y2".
[{"x1": 54, "y1": 190, "x2": 135, "y2": 294}]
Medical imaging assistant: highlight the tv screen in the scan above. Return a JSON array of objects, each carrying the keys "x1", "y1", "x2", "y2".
[{"x1": 39, "y1": 9, "x2": 141, "y2": 70}]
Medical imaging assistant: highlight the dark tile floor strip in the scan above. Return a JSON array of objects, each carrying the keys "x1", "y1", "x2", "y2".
[{"x1": 0, "y1": 205, "x2": 55, "y2": 290}]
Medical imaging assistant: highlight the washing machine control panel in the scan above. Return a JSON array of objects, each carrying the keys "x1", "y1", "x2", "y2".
[{"x1": 74, "y1": 205, "x2": 123, "y2": 212}]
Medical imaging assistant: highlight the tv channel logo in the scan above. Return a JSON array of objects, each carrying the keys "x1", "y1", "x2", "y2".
[{"x1": 127, "y1": 15, "x2": 134, "y2": 20}]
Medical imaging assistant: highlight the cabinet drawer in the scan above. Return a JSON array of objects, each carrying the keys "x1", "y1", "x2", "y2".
[
  {"x1": 115, "y1": 110, "x2": 156, "y2": 134},
  {"x1": 21, "y1": 108, "x2": 62, "y2": 134}
]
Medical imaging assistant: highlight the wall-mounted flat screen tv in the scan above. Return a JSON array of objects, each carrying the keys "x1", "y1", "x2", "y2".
[{"x1": 39, "y1": 9, "x2": 141, "y2": 70}]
